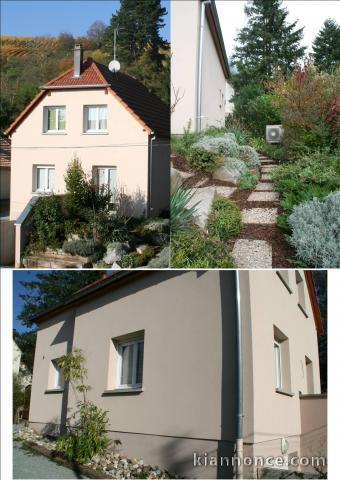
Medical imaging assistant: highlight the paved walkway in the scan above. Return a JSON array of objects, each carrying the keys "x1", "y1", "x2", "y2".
[
  {"x1": 13, "y1": 441, "x2": 89, "y2": 479},
  {"x1": 232, "y1": 154, "x2": 278, "y2": 268}
]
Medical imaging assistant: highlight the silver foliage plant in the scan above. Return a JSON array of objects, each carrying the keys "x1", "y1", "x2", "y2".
[
  {"x1": 193, "y1": 134, "x2": 239, "y2": 158},
  {"x1": 238, "y1": 145, "x2": 260, "y2": 167},
  {"x1": 288, "y1": 190, "x2": 340, "y2": 268},
  {"x1": 223, "y1": 157, "x2": 247, "y2": 176}
]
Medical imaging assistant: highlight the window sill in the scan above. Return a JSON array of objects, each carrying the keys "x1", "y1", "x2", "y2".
[
  {"x1": 45, "y1": 388, "x2": 64, "y2": 394},
  {"x1": 102, "y1": 387, "x2": 144, "y2": 396},
  {"x1": 82, "y1": 132, "x2": 109, "y2": 135},
  {"x1": 42, "y1": 132, "x2": 67, "y2": 135},
  {"x1": 298, "y1": 303, "x2": 308, "y2": 318},
  {"x1": 275, "y1": 388, "x2": 294, "y2": 397},
  {"x1": 31, "y1": 191, "x2": 54, "y2": 195}
]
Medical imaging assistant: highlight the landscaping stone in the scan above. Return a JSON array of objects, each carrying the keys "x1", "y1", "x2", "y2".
[
  {"x1": 255, "y1": 182, "x2": 275, "y2": 191},
  {"x1": 215, "y1": 186, "x2": 237, "y2": 198},
  {"x1": 242, "y1": 208, "x2": 278, "y2": 224},
  {"x1": 261, "y1": 174, "x2": 272, "y2": 181},
  {"x1": 171, "y1": 166, "x2": 193, "y2": 182},
  {"x1": 232, "y1": 239, "x2": 272, "y2": 268},
  {"x1": 187, "y1": 186, "x2": 216, "y2": 229},
  {"x1": 261, "y1": 165, "x2": 276, "y2": 173},
  {"x1": 212, "y1": 165, "x2": 241, "y2": 184},
  {"x1": 248, "y1": 191, "x2": 279, "y2": 201},
  {"x1": 103, "y1": 242, "x2": 129, "y2": 264},
  {"x1": 260, "y1": 159, "x2": 275, "y2": 164},
  {"x1": 136, "y1": 244, "x2": 149, "y2": 254}
]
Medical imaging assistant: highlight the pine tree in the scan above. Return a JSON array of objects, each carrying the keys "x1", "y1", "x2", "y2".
[
  {"x1": 18, "y1": 271, "x2": 104, "y2": 327},
  {"x1": 232, "y1": 0, "x2": 306, "y2": 89},
  {"x1": 313, "y1": 19, "x2": 340, "y2": 72}
]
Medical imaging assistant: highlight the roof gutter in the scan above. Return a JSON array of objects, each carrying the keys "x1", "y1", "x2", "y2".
[{"x1": 235, "y1": 270, "x2": 244, "y2": 479}]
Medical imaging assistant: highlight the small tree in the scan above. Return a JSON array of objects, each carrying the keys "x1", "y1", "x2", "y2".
[
  {"x1": 64, "y1": 157, "x2": 89, "y2": 217},
  {"x1": 56, "y1": 349, "x2": 110, "y2": 463},
  {"x1": 13, "y1": 374, "x2": 25, "y2": 422},
  {"x1": 87, "y1": 21, "x2": 106, "y2": 48}
]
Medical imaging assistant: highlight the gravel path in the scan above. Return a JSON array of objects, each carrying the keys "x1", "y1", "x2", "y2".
[{"x1": 13, "y1": 441, "x2": 89, "y2": 479}]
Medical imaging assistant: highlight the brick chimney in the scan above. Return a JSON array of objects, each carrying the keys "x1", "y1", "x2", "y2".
[{"x1": 73, "y1": 44, "x2": 83, "y2": 77}]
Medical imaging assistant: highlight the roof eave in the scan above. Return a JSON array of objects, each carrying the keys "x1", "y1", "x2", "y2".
[
  {"x1": 304, "y1": 271, "x2": 324, "y2": 336},
  {"x1": 41, "y1": 84, "x2": 111, "y2": 90}
]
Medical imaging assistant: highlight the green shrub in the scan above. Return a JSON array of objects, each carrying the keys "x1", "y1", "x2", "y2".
[
  {"x1": 170, "y1": 181, "x2": 200, "y2": 233},
  {"x1": 13, "y1": 374, "x2": 25, "y2": 422},
  {"x1": 238, "y1": 170, "x2": 259, "y2": 190},
  {"x1": 207, "y1": 197, "x2": 242, "y2": 240},
  {"x1": 204, "y1": 126, "x2": 228, "y2": 137},
  {"x1": 147, "y1": 246, "x2": 170, "y2": 268},
  {"x1": 187, "y1": 146, "x2": 223, "y2": 172},
  {"x1": 171, "y1": 122, "x2": 200, "y2": 157},
  {"x1": 288, "y1": 190, "x2": 340, "y2": 268},
  {"x1": 245, "y1": 94, "x2": 281, "y2": 137},
  {"x1": 249, "y1": 137, "x2": 286, "y2": 162},
  {"x1": 119, "y1": 246, "x2": 155, "y2": 268},
  {"x1": 136, "y1": 218, "x2": 170, "y2": 245},
  {"x1": 84, "y1": 209, "x2": 130, "y2": 244},
  {"x1": 224, "y1": 115, "x2": 251, "y2": 145},
  {"x1": 194, "y1": 134, "x2": 239, "y2": 157},
  {"x1": 171, "y1": 227, "x2": 235, "y2": 268},
  {"x1": 238, "y1": 145, "x2": 260, "y2": 167},
  {"x1": 64, "y1": 158, "x2": 89, "y2": 216},
  {"x1": 62, "y1": 239, "x2": 105, "y2": 261},
  {"x1": 32, "y1": 195, "x2": 65, "y2": 249}
]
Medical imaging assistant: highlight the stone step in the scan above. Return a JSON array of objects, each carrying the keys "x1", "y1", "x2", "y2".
[
  {"x1": 255, "y1": 182, "x2": 275, "y2": 191},
  {"x1": 261, "y1": 165, "x2": 276, "y2": 173},
  {"x1": 242, "y1": 208, "x2": 278, "y2": 224},
  {"x1": 261, "y1": 174, "x2": 272, "y2": 181},
  {"x1": 260, "y1": 159, "x2": 275, "y2": 164},
  {"x1": 232, "y1": 239, "x2": 272, "y2": 268},
  {"x1": 248, "y1": 191, "x2": 279, "y2": 202}
]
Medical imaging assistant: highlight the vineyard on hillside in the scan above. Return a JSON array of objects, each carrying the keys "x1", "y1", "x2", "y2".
[{"x1": 1, "y1": 36, "x2": 61, "y2": 59}]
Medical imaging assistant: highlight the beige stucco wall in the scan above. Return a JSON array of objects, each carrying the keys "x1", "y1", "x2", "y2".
[
  {"x1": 9, "y1": 88, "x2": 150, "y2": 220},
  {"x1": 242, "y1": 270, "x2": 321, "y2": 461},
  {"x1": 171, "y1": 1, "x2": 233, "y2": 134}
]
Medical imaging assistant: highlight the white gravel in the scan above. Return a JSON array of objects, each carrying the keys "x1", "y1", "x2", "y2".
[
  {"x1": 232, "y1": 239, "x2": 272, "y2": 268},
  {"x1": 242, "y1": 208, "x2": 278, "y2": 224},
  {"x1": 248, "y1": 191, "x2": 279, "y2": 201}
]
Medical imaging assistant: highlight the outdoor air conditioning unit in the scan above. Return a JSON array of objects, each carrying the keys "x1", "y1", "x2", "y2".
[{"x1": 266, "y1": 125, "x2": 284, "y2": 144}]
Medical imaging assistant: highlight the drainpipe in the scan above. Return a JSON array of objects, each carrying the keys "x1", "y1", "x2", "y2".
[
  {"x1": 197, "y1": 1, "x2": 210, "y2": 132},
  {"x1": 235, "y1": 270, "x2": 244, "y2": 479},
  {"x1": 148, "y1": 134, "x2": 156, "y2": 217}
]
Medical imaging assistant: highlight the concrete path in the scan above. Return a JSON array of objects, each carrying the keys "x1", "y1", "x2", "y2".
[{"x1": 13, "y1": 441, "x2": 89, "y2": 479}]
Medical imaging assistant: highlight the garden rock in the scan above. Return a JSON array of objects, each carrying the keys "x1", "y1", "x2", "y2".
[
  {"x1": 103, "y1": 242, "x2": 129, "y2": 264},
  {"x1": 136, "y1": 244, "x2": 149, "y2": 254},
  {"x1": 187, "y1": 186, "x2": 217, "y2": 229},
  {"x1": 147, "y1": 246, "x2": 170, "y2": 268}
]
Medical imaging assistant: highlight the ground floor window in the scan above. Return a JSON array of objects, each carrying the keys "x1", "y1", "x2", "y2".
[
  {"x1": 34, "y1": 165, "x2": 55, "y2": 192},
  {"x1": 51, "y1": 359, "x2": 64, "y2": 389},
  {"x1": 117, "y1": 338, "x2": 144, "y2": 388},
  {"x1": 93, "y1": 166, "x2": 117, "y2": 201}
]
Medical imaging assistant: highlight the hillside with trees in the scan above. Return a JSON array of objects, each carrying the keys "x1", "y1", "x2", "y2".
[{"x1": 0, "y1": 0, "x2": 169, "y2": 134}]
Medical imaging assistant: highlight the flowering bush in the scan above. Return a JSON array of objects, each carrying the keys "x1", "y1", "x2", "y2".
[{"x1": 288, "y1": 190, "x2": 340, "y2": 267}]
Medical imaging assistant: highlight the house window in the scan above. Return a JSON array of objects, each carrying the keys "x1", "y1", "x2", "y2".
[
  {"x1": 274, "y1": 326, "x2": 292, "y2": 394},
  {"x1": 296, "y1": 271, "x2": 308, "y2": 317},
  {"x1": 305, "y1": 356, "x2": 314, "y2": 394},
  {"x1": 117, "y1": 339, "x2": 144, "y2": 389},
  {"x1": 84, "y1": 105, "x2": 107, "y2": 132},
  {"x1": 52, "y1": 359, "x2": 64, "y2": 389},
  {"x1": 44, "y1": 106, "x2": 66, "y2": 132},
  {"x1": 274, "y1": 341, "x2": 282, "y2": 389},
  {"x1": 93, "y1": 166, "x2": 117, "y2": 201},
  {"x1": 34, "y1": 165, "x2": 55, "y2": 192},
  {"x1": 276, "y1": 271, "x2": 292, "y2": 293}
]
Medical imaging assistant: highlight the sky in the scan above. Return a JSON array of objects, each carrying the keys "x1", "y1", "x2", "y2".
[
  {"x1": 13, "y1": 270, "x2": 40, "y2": 333},
  {"x1": 216, "y1": 0, "x2": 340, "y2": 59},
  {"x1": 0, "y1": 0, "x2": 170, "y2": 40}
]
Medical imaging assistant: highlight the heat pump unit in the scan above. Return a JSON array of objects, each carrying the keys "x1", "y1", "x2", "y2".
[{"x1": 266, "y1": 125, "x2": 284, "y2": 144}]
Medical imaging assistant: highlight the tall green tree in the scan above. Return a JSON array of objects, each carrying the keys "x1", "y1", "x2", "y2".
[
  {"x1": 13, "y1": 330, "x2": 37, "y2": 373},
  {"x1": 232, "y1": 0, "x2": 306, "y2": 89},
  {"x1": 313, "y1": 19, "x2": 340, "y2": 72},
  {"x1": 18, "y1": 271, "x2": 104, "y2": 327}
]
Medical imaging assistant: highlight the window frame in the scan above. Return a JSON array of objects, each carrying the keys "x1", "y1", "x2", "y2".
[
  {"x1": 93, "y1": 166, "x2": 117, "y2": 201},
  {"x1": 116, "y1": 339, "x2": 144, "y2": 389},
  {"x1": 52, "y1": 359, "x2": 64, "y2": 389},
  {"x1": 274, "y1": 340, "x2": 282, "y2": 389},
  {"x1": 34, "y1": 165, "x2": 55, "y2": 193},
  {"x1": 43, "y1": 106, "x2": 66, "y2": 133},
  {"x1": 83, "y1": 105, "x2": 108, "y2": 133}
]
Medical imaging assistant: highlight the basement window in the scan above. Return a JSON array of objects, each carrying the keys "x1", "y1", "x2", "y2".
[
  {"x1": 43, "y1": 106, "x2": 66, "y2": 132},
  {"x1": 117, "y1": 338, "x2": 144, "y2": 389},
  {"x1": 84, "y1": 105, "x2": 107, "y2": 132}
]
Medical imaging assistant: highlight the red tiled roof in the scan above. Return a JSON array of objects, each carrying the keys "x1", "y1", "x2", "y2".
[
  {"x1": 5, "y1": 58, "x2": 169, "y2": 138},
  {"x1": 0, "y1": 138, "x2": 11, "y2": 167}
]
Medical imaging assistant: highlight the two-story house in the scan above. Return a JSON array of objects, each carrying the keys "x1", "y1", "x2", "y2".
[
  {"x1": 171, "y1": 0, "x2": 234, "y2": 134},
  {"x1": 28, "y1": 269, "x2": 326, "y2": 479},
  {"x1": 5, "y1": 45, "x2": 170, "y2": 221}
]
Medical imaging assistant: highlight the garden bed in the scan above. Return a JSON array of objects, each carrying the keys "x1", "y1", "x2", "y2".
[{"x1": 14, "y1": 427, "x2": 177, "y2": 479}]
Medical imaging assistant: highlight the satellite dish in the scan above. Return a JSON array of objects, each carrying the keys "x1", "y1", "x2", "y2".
[{"x1": 109, "y1": 60, "x2": 120, "y2": 72}]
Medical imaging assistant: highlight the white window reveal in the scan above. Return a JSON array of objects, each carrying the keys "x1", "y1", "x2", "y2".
[
  {"x1": 52, "y1": 360, "x2": 64, "y2": 389},
  {"x1": 274, "y1": 341, "x2": 282, "y2": 389},
  {"x1": 117, "y1": 339, "x2": 144, "y2": 389},
  {"x1": 95, "y1": 166, "x2": 117, "y2": 201},
  {"x1": 35, "y1": 165, "x2": 55, "y2": 192},
  {"x1": 44, "y1": 106, "x2": 66, "y2": 132},
  {"x1": 84, "y1": 105, "x2": 107, "y2": 132}
]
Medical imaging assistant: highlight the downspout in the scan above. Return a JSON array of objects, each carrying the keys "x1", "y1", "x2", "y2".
[
  {"x1": 148, "y1": 133, "x2": 156, "y2": 217},
  {"x1": 235, "y1": 271, "x2": 244, "y2": 479},
  {"x1": 197, "y1": 0, "x2": 210, "y2": 132}
]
